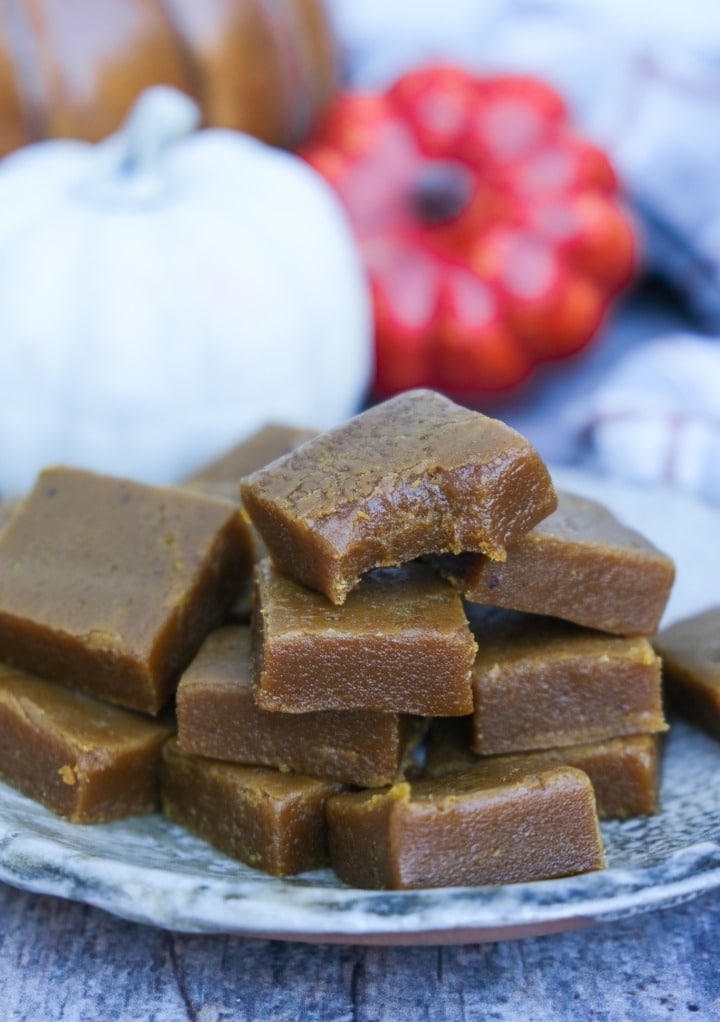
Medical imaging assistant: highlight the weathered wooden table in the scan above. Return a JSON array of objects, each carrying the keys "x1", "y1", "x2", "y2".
[{"x1": 1, "y1": 880, "x2": 717, "y2": 1020}]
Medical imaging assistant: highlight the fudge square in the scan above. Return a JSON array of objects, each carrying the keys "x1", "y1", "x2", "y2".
[
  {"x1": 326, "y1": 762, "x2": 605, "y2": 890},
  {"x1": 253, "y1": 559, "x2": 477, "y2": 715},
  {"x1": 177, "y1": 626, "x2": 422, "y2": 788},
  {"x1": 161, "y1": 739, "x2": 338, "y2": 877},
  {"x1": 181, "y1": 423, "x2": 319, "y2": 502},
  {"x1": 423, "y1": 718, "x2": 662, "y2": 820},
  {"x1": 468, "y1": 607, "x2": 666, "y2": 755},
  {"x1": 179, "y1": 424, "x2": 319, "y2": 619},
  {"x1": 653, "y1": 606, "x2": 720, "y2": 737},
  {"x1": 436, "y1": 491, "x2": 675, "y2": 636},
  {"x1": 241, "y1": 389, "x2": 557, "y2": 605},
  {"x1": 0, "y1": 467, "x2": 253, "y2": 715},
  {"x1": 0, "y1": 498, "x2": 21, "y2": 533},
  {"x1": 0, "y1": 662, "x2": 173, "y2": 822}
]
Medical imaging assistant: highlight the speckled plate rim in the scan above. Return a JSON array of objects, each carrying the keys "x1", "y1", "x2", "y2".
[
  {"x1": 0, "y1": 467, "x2": 719, "y2": 944},
  {"x1": 1, "y1": 818, "x2": 720, "y2": 941}
]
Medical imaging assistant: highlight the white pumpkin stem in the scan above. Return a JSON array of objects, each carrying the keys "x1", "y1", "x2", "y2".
[{"x1": 118, "y1": 86, "x2": 201, "y2": 176}]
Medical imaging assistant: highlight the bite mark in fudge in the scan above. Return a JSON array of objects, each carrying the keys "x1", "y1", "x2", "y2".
[
  {"x1": 468, "y1": 607, "x2": 666, "y2": 755},
  {"x1": 177, "y1": 626, "x2": 425, "y2": 787},
  {"x1": 435, "y1": 491, "x2": 675, "y2": 636},
  {"x1": 0, "y1": 663, "x2": 173, "y2": 822},
  {"x1": 423, "y1": 718, "x2": 661, "y2": 819},
  {"x1": 0, "y1": 467, "x2": 253, "y2": 714},
  {"x1": 653, "y1": 606, "x2": 720, "y2": 737},
  {"x1": 161, "y1": 739, "x2": 338, "y2": 877},
  {"x1": 241, "y1": 390, "x2": 557, "y2": 604},
  {"x1": 253, "y1": 559, "x2": 476, "y2": 715},
  {"x1": 326, "y1": 764, "x2": 605, "y2": 889}
]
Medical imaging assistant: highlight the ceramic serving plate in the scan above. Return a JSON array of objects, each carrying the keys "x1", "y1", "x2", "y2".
[{"x1": 0, "y1": 467, "x2": 719, "y2": 945}]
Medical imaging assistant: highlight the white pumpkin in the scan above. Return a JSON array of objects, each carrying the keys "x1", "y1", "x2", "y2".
[{"x1": 0, "y1": 87, "x2": 372, "y2": 495}]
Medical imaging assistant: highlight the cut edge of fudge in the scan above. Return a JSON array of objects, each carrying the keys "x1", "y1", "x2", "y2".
[
  {"x1": 252, "y1": 559, "x2": 477, "y2": 715},
  {"x1": 433, "y1": 491, "x2": 675, "y2": 636},
  {"x1": 653, "y1": 606, "x2": 720, "y2": 737},
  {"x1": 468, "y1": 608, "x2": 667, "y2": 755},
  {"x1": 0, "y1": 662, "x2": 174, "y2": 823},
  {"x1": 326, "y1": 764, "x2": 605, "y2": 890},
  {"x1": 161, "y1": 738, "x2": 339, "y2": 877},
  {"x1": 176, "y1": 625, "x2": 429, "y2": 787}
]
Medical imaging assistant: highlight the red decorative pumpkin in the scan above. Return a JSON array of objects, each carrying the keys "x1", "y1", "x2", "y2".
[
  {"x1": 0, "y1": 0, "x2": 335, "y2": 155},
  {"x1": 300, "y1": 65, "x2": 639, "y2": 396}
]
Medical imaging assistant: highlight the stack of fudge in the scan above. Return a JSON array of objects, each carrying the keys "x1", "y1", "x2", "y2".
[{"x1": 0, "y1": 390, "x2": 680, "y2": 890}]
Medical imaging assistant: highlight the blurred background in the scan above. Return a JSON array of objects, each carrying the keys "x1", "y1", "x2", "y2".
[{"x1": 0, "y1": 0, "x2": 718, "y2": 505}]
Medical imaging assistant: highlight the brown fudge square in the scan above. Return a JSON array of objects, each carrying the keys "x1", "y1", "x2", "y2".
[
  {"x1": 435, "y1": 491, "x2": 675, "y2": 636},
  {"x1": 180, "y1": 424, "x2": 320, "y2": 621},
  {"x1": 423, "y1": 718, "x2": 661, "y2": 819},
  {"x1": 326, "y1": 764, "x2": 605, "y2": 889},
  {"x1": 241, "y1": 389, "x2": 557, "y2": 604},
  {"x1": 0, "y1": 663, "x2": 173, "y2": 822},
  {"x1": 468, "y1": 607, "x2": 666, "y2": 755},
  {"x1": 653, "y1": 606, "x2": 720, "y2": 737},
  {"x1": 0, "y1": 498, "x2": 21, "y2": 533},
  {"x1": 253, "y1": 559, "x2": 476, "y2": 715},
  {"x1": 181, "y1": 423, "x2": 319, "y2": 503},
  {"x1": 177, "y1": 626, "x2": 424, "y2": 787},
  {"x1": 183, "y1": 423, "x2": 319, "y2": 488},
  {"x1": 161, "y1": 739, "x2": 338, "y2": 877},
  {"x1": 0, "y1": 467, "x2": 253, "y2": 714}
]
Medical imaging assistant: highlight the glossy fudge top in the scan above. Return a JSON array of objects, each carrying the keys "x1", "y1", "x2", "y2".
[
  {"x1": 0, "y1": 467, "x2": 252, "y2": 713},
  {"x1": 241, "y1": 390, "x2": 557, "y2": 604}
]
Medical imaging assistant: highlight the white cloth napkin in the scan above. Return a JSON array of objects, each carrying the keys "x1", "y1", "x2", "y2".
[{"x1": 576, "y1": 334, "x2": 720, "y2": 506}]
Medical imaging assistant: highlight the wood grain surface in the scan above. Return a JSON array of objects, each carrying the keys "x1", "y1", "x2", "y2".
[{"x1": 0, "y1": 881, "x2": 718, "y2": 1020}]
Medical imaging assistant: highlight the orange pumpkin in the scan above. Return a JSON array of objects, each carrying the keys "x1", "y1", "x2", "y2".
[{"x1": 0, "y1": 0, "x2": 336, "y2": 155}]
